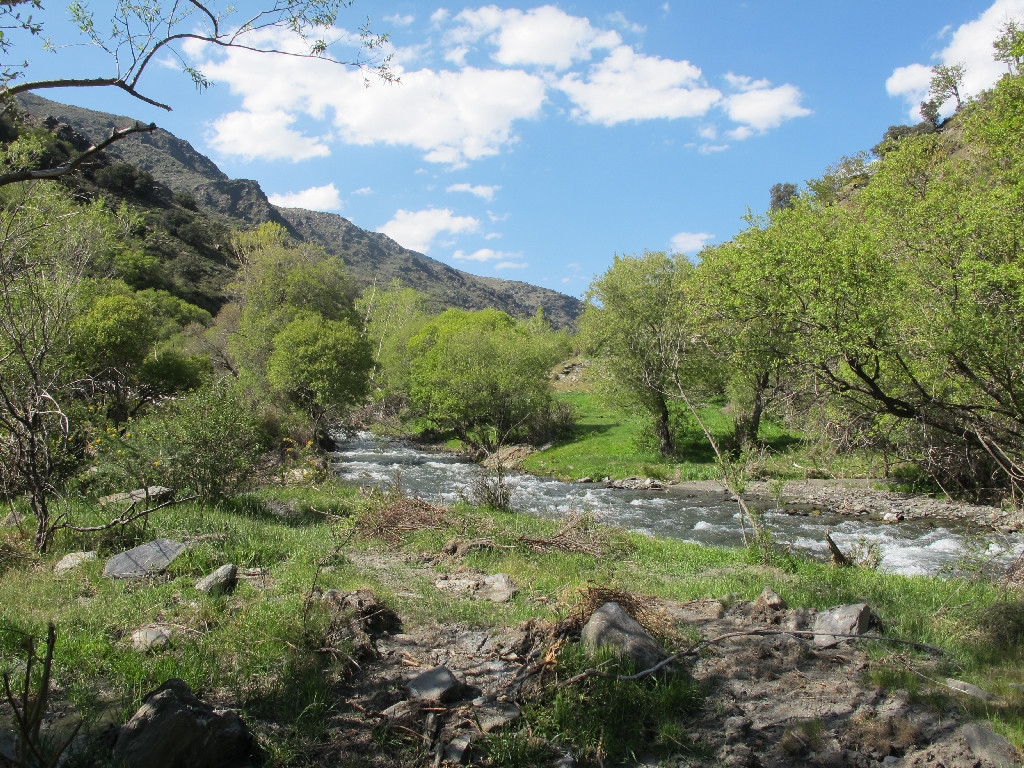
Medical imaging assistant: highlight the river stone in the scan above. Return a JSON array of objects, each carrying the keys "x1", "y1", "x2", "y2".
[
  {"x1": 104, "y1": 539, "x2": 185, "y2": 579},
  {"x1": 99, "y1": 486, "x2": 175, "y2": 507},
  {"x1": 54, "y1": 551, "x2": 97, "y2": 575},
  {"x1": 812, "y1": 603, "x2": 871, "y2": 648},
  {"x1": 195, "y1": 564, "x2": 237, "y2": 596},
  {"x1": 407, "y1": 665, "x2": 464, "y2": 703},
  {"x1": 113, "y1": 678, "x2": 251, "y2": 768},
  {"x1": 957, "y1": 722, "x2": 1019, "y2": 768},
  {"x1": 581, "y1": 602, "x2": 670, "y2": 671},
  {"x1": 443, "y1": 733, "x2": 473, "y2": 764},
  {"x1": 131, "y1": 625, "x2": 172, "y2": 652}
]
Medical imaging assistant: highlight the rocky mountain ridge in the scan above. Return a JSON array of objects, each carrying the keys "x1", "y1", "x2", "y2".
[{"x1": 16, "y1": 93, "x2": 582, "y2": 327}]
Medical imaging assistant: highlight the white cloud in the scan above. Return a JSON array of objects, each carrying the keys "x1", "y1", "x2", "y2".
[
  {"x1": 670, "y1": 231, "x2": 714, "y2": 254},
  {"x1": 352, "y1": 186, "x2": 373, "y2": 195},
  {"x1": 451, "y1": 5, "x2": 621, "y2": 70},
  {"x1": 722, "y1": 77, "x2": 811, "y2": 133},
  {"x1": 698, "y1": 124, "x2": 718, "y2": 139},
  {"x1": 484, "y1": 232, "x2": 502, "y2": 240},
  {"x1": 385, "y1": 13, "x2": 415, "y2": 26},
  {"x1": 379, "y1": 208, "x2": 480, "y2": 253},
  {"x1": 558, "y1": 45, "x2": 721, "y2": 125},
  {"x1": 699, "y1": 143, "x2": 729, "y2": 154},
  {"x1": 495, "y1": 261, "x2": 528, "y2": 269},
  {"x1": 268, "y1": 183, "x2": 343, "y2": 211},
  {"x1": 447, "y1": 182, "x2": 501, "y2": 201},
  {"x1": 887, "y1": 0, "x2": 1024, "y2": 120},
  {"x1": 207, "y1": 109, "x2": 331, "y2": 161},
  {"x1": 195, "y1": 28, "x2": 547, "y2": 167},
  {"x1": 431, "y1": 8, "x2": 450, "y2": 24},
  {"x1": 452, "y1": 247, "x2": 518, "y2": 262}
]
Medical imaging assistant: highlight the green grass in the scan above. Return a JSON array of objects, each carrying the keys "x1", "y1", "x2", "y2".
[{"x1": 2, "y1": 481, "x2": 1023, "y2": 765}]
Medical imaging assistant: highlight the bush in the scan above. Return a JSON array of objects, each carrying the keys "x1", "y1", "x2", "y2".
[{"x1": 96, "y1": 384, "x2": 264, "y2": 502}]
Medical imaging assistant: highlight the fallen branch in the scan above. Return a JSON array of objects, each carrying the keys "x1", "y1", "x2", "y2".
[
  {"x1": 825, "y1": 532, "x2": 851, "y2": 566},
  {"x1": 48, "y1": 494, "x2": 195, "y2": 534},
  {"x1": 558, "y1": 627, "x2": 946, "y2": 687}
]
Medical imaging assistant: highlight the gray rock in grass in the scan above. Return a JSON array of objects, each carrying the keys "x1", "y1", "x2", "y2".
[
  {"x1": 54, "y1": 551, "x2": 97, "y2": 575},
  {"x1": 957, "y1": 722, "x2": 1019, "y2": 768},
  {"x1": 195, "y1": 564, "x2": 237, "y2": 596},
  {"x1": 812, "y1": 603, "x2": 872, "y2": 648},
  {"x1": 581, "y1": 601, "x2": 670, "y2": 672},
  {"x1": 103, "y1": 539, "x2": 185, "y2": 579},
  {"x1": 131, "y1": 625, "x2": 172, "y2": 653}
]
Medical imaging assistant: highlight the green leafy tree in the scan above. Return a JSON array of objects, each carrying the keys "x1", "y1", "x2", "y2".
[
  {"x1": 994, "y1": 19, "x2": 1024, "y2": 75},
  {"x1": 0, "y1": 184, "x2": 109, "y2": 551},
  {"x1": 409, "y1": 309, "x2": 562, "y2": 451},
  {"x1": 266, "y1": 313, "x2": 373, "y2": 446},
  {"x1": 580, "y1": 252, "x2": 712, "y2": 457}
]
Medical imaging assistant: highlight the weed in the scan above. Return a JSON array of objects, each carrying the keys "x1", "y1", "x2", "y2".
[{"x1": 526, "y1": 643, "x2": 701, "y2": 765}]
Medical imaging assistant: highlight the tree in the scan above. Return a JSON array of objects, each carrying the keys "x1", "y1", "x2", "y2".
[
  {"x1": 994, "y1": 19, "x2": 1024, "y2": 75},
  {"x1": 579, "y1": 252, "x2": 708, "y2": 457},
  {"x1": 266, "y1": 312, "x2": 372, "y2": 446},
  {"x1": 0, "y1": 0, "x2": 394, "y2": 185},
  {"x1": 769, "y1": 182, "x2": 797, "y2": 212},
  {"x1": 928, "y1": 63, "x2": 966, "y2": 111},
  {"x1": 0, "y1": 184, "x2": 107, "y2": 551},
  {"x1": 409, "y1": 309, "x2": 561, "y2": 451}
]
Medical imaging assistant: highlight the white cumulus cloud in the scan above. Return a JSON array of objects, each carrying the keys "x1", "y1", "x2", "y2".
[
  {"x1": 495, "y1": 261, "x2": 528, "y2": 269},
  {"x1": 268, "y1": 183, "x2": 343, "y2": 211},
  {"x1": 558, "y1": 45, "x2": 721, "y2": 125},
  {"x1": 451, "y1": 5, "x2": 621, "y2": 70},
  {"x1": 887, "y1": 0, "x2": 1024, "y2": 120},
  {"x1": 670, "y1": 231, "x2": 714, "y2": 254},
  {"x1": 379, "y1": 208, "x2": 480, "y2": 253},
  {"x1": 447, "y1": 182, "x2": 501, "y2": 201},
  {"x1": 721, "y1": 77, "x2": 811, "y2": 134},
  {"x1": 207, "y1": 109, "x2": 330, "y2": 161}
]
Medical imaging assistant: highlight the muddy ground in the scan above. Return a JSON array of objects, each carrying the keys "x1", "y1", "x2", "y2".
[{"x1": 290, "y1": 550, "x2": 1023, "y2": 768}]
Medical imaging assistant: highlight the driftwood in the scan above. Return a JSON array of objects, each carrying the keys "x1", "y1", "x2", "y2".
[{"x1": 825, "y1": 532, "x2": 852, "y2": 566}]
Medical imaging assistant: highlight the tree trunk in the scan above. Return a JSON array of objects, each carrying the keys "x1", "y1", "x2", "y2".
[
  {"x1": 737, "y1": 372, "x2": 769, "y2": 448},
  {"x1": 655, "y1": 396, "x2": 675, "y2": 457}
]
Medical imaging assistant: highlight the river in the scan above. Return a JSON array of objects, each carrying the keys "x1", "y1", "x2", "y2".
[{"x1": 331, "y1": 432, "x2": 1023, "y2": 577}]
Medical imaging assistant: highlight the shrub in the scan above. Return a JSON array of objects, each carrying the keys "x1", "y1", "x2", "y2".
[{"x1": 96, "y1": 384, "x2": 264, "y2": 502}]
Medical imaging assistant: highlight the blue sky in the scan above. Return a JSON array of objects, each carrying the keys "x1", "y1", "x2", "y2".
[{"x1": 10, "y1": 0, "x2": 1023, "y2": 296}]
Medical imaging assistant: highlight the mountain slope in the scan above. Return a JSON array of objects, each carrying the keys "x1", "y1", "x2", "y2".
[{"x1": 15, "y1": 94, "x2": 582, "y2": 327}]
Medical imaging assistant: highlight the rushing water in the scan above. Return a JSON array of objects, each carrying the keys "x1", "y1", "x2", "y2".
[{"x1": 331, "y1": 432, "x2": 1023, "y2": 577}]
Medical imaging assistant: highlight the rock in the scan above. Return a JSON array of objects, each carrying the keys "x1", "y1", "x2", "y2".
[
  {"x1": 882, "y1": 512, "x2": 904, "y2": 523},
  {"x1": 606, "y1": 477, "x2": 665, "y2": 491},
  {"x1": 957, "y1": 722, "x2": 1019, "y2": 768},
  {"x1": 99, "y1": 486, "x2": 174, "y2": 507},
  {"x1": 434, "y1": 573, "x2": 517, "y2": 603},
  {"x1": 946, "y1": 678, "x2": 993, "y2": 701},
  {"x1": 103, "y1": 539, "x2": 186, "y2": 579},
  {"x1": 581, "y1": 602, "x2": 670, "y2": 671},
  {"x1": 113, "y1": 679, "x2": 252, "y2": 768},
  {"x1": 473, "y1": 702, "x2": 521, "y2": 733},
  {"x1": 323, "y1": 588, "x2": 401, "y2": 635},
  {"x1": 131, "y1": 625, "x2": 172, "y2": 653},
  {"x1": 441, "y1": 538, "x2": 494, "y2": 558},
  {"x1": 577, "y1": 477, "x2": 593, "y2": 483},
  {"x1": 443, "y1": 733, "x2": 473, "y2": 764},
  {"x1": 812, "y1": 603, "x2": 872, "y2": 648},
  {"x1": 380, "y1": 700, "x2": 416, "y2": 723},
  {"x1": 479, "y1": 573, "x2": 516, "y2": 603},
  {"x1": 754, "y1": 586, "x2": 787, "y2": 612},
  {"x1": 195, "y1": 564, "x2": 237, "y2": 596},
  {"x1": 54, "y1": 551, "x2": 97, "y2": 575},
  {"x1": 662, "y1": 599, "x2": 725, "y2": 623},
  {"x1": 786, "y1": 607, "x2": 814, "y2": 631},
  {"x1": 407, "y1": 665, "x2": 465, "y2": 703}
]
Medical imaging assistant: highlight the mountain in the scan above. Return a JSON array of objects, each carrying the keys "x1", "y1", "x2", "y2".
[{"x1": 15, "y1": 94, "x2": 582, "y2": 328}]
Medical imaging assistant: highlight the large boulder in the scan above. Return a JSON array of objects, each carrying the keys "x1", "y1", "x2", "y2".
[
  {"x1": 112, "y1": 679, "x2": 253, "y2": 768},
  {"x1": 103, "y1": 539, "x2": 185, "y2": 579},
  {"x1": 581, "y1": 602, "x2": 670, "y2": 671}
]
